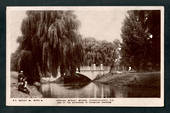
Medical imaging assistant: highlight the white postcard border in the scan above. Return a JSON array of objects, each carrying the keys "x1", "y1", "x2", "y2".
[{"x1": 6, "y1": 6, "x2": 164, "y2": 107}]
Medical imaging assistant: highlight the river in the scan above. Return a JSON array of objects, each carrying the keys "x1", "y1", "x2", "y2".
[{"x1": 40, "y1": 81, "x2": 160, "y2": 98}]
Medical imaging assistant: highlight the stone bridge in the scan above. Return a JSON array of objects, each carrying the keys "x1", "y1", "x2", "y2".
[
  {"x1": 76, "y1": 65, "x2": 110, "y2": 80},
  {"x1": 41, "y1": 65, "x2": 110, "y2": 82}
]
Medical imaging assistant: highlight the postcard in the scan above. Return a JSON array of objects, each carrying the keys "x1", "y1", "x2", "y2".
[{"x1": 6, "y1": 6, "x2": 164, "y2": 106}]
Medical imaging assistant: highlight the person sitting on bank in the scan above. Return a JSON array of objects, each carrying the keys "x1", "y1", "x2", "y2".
[{"x1": 18, "y1": 71, "x2": 30, "y2": 94}]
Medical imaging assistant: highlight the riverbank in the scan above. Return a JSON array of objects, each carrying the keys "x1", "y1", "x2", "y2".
[
  {"x1": 95, "y1": 72, "x2": 160, "y2": 87},
  {"x1": 11, "y1": 71, "x2": 42, "y2": 98},
  {"x1": 95, "y1": 72, "x2": 160, "y2": 97}
]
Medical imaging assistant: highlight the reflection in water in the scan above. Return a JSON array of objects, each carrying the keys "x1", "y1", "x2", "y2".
[
  {"x1": 40, "y1": 70, "x2": 160, "y2": 98},
  {"x1": 40, "y1": 82, "x2": 132, "y2": 98},
  {"x1": 40, "y1": 81, "x2": 160, "y2": 98}
]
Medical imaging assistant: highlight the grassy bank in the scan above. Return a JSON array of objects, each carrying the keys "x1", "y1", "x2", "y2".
[
  {"x1": 11, "y1": 71, "x2": 42, "y2": 98},
  {"x1": 95, "y1": 72, "x2": 160, "y2": 87},
  {"x1": 95, "y1": 72, "x2": 160, "y2": 97}
]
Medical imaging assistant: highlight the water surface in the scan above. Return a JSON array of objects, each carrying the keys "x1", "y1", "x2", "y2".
[{"x1": 40, "y1": 81, "x2": 160, "y2": 98}]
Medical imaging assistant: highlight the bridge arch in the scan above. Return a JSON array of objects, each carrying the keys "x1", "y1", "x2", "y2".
[{"x1": 76, "y1": 66, "x2": 110, "y2": 80}]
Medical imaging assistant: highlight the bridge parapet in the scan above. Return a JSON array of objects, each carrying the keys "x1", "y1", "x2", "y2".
[
  {"x1": 79, "y1": 65, "x2": 110, "y2": 71},
  {"x1": 76, "y1": 65, "x2": 110, "y2": 80}
]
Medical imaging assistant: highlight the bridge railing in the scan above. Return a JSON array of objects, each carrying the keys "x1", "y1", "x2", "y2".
[{"x1": 79, "y1": 65, "x2": 110, "y2": 71}]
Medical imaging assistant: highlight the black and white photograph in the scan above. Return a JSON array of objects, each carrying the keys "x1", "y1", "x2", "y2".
[{"x1": 6, "y1": 6, "x2": 164, "y2": 106}]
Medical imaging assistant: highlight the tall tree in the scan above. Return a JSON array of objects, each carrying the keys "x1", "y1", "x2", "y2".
[
  {"x1": 13, "y1": 11, "x2": 83, "y2": 84},
  {"x1": 121, "y1": 10, "x2": 160, "y2": 71},
  {"x1": 82, "y1": 37, "x2": 119, "y2": 67}
]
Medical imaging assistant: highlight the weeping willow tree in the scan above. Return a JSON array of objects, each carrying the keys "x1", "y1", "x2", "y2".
[{"x1": 16, "y1": 10, "x2": 84, "y2": 84}]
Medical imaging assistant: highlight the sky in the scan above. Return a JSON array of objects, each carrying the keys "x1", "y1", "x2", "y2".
[
  {"x1": 75, "y1": 10, "x2": 127, "y2": 41},
  {"x1": 7, "y1": 9, "x2": 127, "y2": 53}
]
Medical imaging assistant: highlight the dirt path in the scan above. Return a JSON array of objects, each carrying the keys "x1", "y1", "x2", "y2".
[{"x1": 11, "y1": 71, "x2": 42, "y2": 98}]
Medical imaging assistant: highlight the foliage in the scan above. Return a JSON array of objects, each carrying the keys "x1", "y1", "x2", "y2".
[
  {"x1": 10, "y1": 51, "x2": 20, "y2": 71},
  {"x1": 12, "y1": 11, "x2": 84, "y2": 84},
  {"x1": 82, "y1": 37, "x2": 120, "y2": 67},
  {"x1": 121, "y1": 10, "x2": 160, "y2": 71}
]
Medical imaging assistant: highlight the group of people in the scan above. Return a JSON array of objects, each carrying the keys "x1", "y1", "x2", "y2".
[{"x1": 17, "y1": 71, "x2": 30, "y2": 94}]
